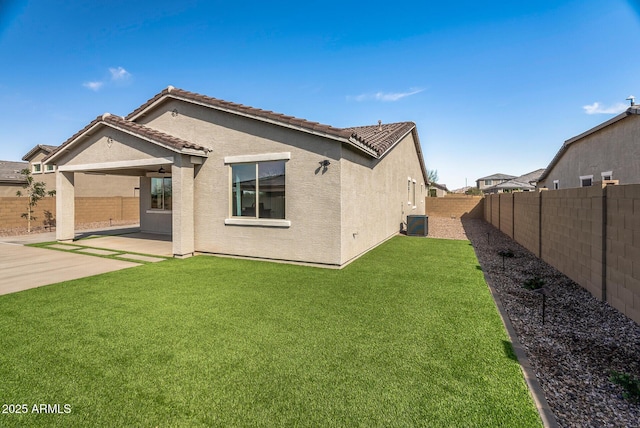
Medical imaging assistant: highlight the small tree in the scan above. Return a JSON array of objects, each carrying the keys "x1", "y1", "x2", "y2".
[
  {"x1": 427, "y1": 169, "x2": 439, "y2": 184},
  {"x1": 15, "y1": 168, "x2": 55, "y2": 233}
]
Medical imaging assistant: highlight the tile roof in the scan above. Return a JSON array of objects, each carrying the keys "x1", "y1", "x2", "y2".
[
  {"x1": 344, "y1": 122, "x2": 416, "y2": 156},
  {"x1": 22, "y1": 144, "x2": 59, "y2": 161},
  {"x1": 0, "y1": 160, "x2": 28, "y2": 183},
  {"x1": 45, "y1": 113, "x2": 210, "y2": 163},
  {"x1": 477, "y1": 173, "x2": 517, "y2": 181},
  {"x1": 126, "y1": 86, "x2": 416, "y2": 158}
]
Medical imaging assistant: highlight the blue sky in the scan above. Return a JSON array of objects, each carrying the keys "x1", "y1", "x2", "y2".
[{"x1": 0, "y1": 0, "x2": 639, "y2": 189}]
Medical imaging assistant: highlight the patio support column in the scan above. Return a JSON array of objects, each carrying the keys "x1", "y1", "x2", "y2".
[
  {"x1": 56, "y1": 171, "x2": 75, "y2": 242},
  {"x1": 171, "y1": 155, "x2": 195, "y2": 257}
]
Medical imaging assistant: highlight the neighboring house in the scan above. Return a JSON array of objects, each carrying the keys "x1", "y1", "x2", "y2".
[
  {"x1": 476, "y1": 173, "x2": 516, "y2": 192},
  {"x1": 538, "y1": 105, "x2": 640, "y2": 189},
  {"x1": 0, "y1": 160, "x2": 28, "y2": 196},
  {"x1": 23, "y1": 144, "x2": 139, "y2": 197},
  {"x1": 484, "y1": 169, "x2": 545, "y2": 194},
  {"x1": 427, "y1": 182, "x2": 449, "y2": 197},
  {"x1": 45, "y1": 86, "x2": 428, "y2": 266}
]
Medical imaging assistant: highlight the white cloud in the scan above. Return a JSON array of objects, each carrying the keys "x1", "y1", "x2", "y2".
[
  {"x1": 109, "y1": 66, "x2": 131, "y2": 81},
  {"x1": 83, "y1": 66, "x2": 132, "y2": 91},
  {"x1": 348, "y1": 88, "x2": 424, "y2": 102},
  {"x1": 82, "y1": 81, "x2": 104, "y2": 91},
  {"x1": 582, "y1": 101, "x2": 627, "y2": 115}
]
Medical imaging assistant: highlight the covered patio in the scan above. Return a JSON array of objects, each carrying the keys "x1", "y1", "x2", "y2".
[{"x1": 43, "y1": 113, "x2": 210, "y2": 258}]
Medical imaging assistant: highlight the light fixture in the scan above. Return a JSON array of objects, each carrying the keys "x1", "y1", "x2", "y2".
[
  {"x1": 107, "y1": 136, "x2": 113, "y2": 148},
  {"x1": 319, "y1": 160, "x2": 330, "y2": 167},
  {"x1": 158, "y1": 167, "x2": 166, "y2": 174}
]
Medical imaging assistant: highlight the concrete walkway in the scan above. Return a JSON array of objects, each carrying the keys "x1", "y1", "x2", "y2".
[
  {"x1": 0, "y1": 225, "x2": 170, "y2": 296},
  {"x1": 0, "y1": 243, "x2": 139, "y2": 296}
]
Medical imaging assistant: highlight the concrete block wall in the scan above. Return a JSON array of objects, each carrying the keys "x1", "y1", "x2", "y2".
[
  {"x1": 513, "y1": 192, "x2": 541, "y2": 257},
  {"x1": 483, "y1": 184, "x2": 640, "y2": 324},
  {"x1": 424, "y1": 195, "x2": 484, "y2": 219},
  {"x1": 0, "y1": 197, "x2": 56, "y2": 230},
  {"x1": 499, "y1": 194, "x2": 514, "y2": 238},
  {"x1": 605, "y1": 185, "x2": 640, "y2": 322},
  {"x1": 540, "y1": 186, "x2": 605, "y2": 300},
  {"x1": 0, "y1": 197, "x2": 139, "y2": 231}
]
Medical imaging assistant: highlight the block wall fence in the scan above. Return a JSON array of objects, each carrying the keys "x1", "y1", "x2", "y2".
[
  {"x1": 484, "y1": 185, "x2": 640, "y2": 324},
  {"x1": 425, "y1": 194, "x2": 484, "y2": 219},
  {"x1": 0, "y1": 197, "x2": 139, "y2": 230}
]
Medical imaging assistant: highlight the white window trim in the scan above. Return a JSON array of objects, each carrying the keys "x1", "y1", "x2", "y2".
[
  {"x1": 580, "y1": 175, "x2": 593, "y2": 187},
  {"x1": 224, "y1": 218, "x2": 291, "y2": 227},
  {"x1": 44, "y1": 164, "x2": 55, "y2": 173},
  {"x1": 601, "y1": 171, "x2": 613, "y2": 180},
  {"x1": 224, "y1": 152, "x2": 290, "y2": 164},
  {"x1": 553, "y1": 180, "x2": 559, "y2": 190},
  {"x1": 32, "y1": 163, "x2": 42, "y2": 174},
  {"x1": 227, "y1": 157, "x2": 288, "y2": 224}
]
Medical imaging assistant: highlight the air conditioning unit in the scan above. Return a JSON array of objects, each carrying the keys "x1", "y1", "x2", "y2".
[{"x1": 407, "y1": 215, "x2": 428, "y2": 237}]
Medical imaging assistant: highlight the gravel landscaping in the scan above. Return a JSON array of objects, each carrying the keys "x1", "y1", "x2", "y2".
[{"x1": 428, "y1": 217, "x2": 640, "y2": 428}]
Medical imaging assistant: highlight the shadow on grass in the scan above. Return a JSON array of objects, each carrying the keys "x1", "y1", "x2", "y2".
[{"x1": 502, "y1": 340, "x2": 518, "y2": 362}]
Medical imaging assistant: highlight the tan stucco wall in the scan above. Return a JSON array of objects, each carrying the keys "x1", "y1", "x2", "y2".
[
  {"x1": 340, "y1": 132, "x2": 426, "y2": 264},
  {"x1": 539, "y1": 115, "x2": 640, "y2": 189},
  {"x1": 140, "y1": 101, "x2": 344, "y2": 265}
]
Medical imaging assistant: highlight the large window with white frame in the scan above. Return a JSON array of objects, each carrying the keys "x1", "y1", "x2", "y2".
[
  {"x1": 231, "y1": 161, "x2": 285, "y2": 219},
  {"x1": 32, "y1": 163, "x2": 42, "y2": 174}
]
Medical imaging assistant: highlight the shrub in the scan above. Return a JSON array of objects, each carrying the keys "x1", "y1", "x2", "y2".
[
  {"x1": 523, "y1": 276, "x2": 545, "y2": 290},
  {"x1": 610, "y1": 370, "x2": 640, "y2": 403}
]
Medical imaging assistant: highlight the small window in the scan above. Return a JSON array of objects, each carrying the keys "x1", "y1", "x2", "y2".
[
  {"x1": 580, "y1": 175, "x2": 593, "y2": 187},
  {"x1": 231, "y1": 161, "x2": 285, "y2": 219},
  {"x1": 601, "y1": 171, "x2": 612, "y2": 181},
  {"x1": 553, "y1": 180, "x2": 559, "y2": 190},
  {"x1": 32, "y1": 163, "x2": 42, "y2": 174},
  {"x1": 484, "y1": 179, "x2": 492, "y2": 186},
  {"x1": 412, "y1": 180, "x2": 416, "y2": 208},
  {"x1": 44, "y1": 164, "x2": 55, "y2": 173},
  {"x1": 151, "y1": 177, "x2": 172, "y2": 210}
]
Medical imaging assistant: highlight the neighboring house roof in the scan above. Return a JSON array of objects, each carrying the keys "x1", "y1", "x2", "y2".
[
  {"x1": 538, "y1": 106, "x2": 640, "y2": 183},
  {"x1": 430, "y1": 182, "x2": 449, "y2": 192},
  {"x1": 45, "y1": 113, "x2": 211, "y2": 163},
  {"x1": 476, "y1": 173, "x2": 517, "y2": 182},
  {"x1": 485, "y1": 169, "x2": 545, "y2": 192},
  {"x1": 0, "y1": 160, "x2": 28, "y2": 183},
  {"x1": 22, "y1": 144, "x2": 58, "y2": 161}
]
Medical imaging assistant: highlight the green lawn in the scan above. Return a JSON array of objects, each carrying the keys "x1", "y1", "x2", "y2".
[{"x1": 0, "y1": 237, "x2": 541, "y2": 427}]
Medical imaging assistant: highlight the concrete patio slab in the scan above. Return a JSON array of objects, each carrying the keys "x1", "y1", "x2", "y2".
[
  {"x1": 0, "y1": 243, "x2": 139, "y2": 296},
  {"x1": 81, "y1": 233, "x2": 172, "y2": 257},
  {"x1": 118, "y1": 253, "x2": 167, "y2": 263},
  {"x1": 48, "y1": 244, "x2": 82, "y2": 251},
  {"x1": 76, "y1": 248, "x2": 121, "y2": 256}
]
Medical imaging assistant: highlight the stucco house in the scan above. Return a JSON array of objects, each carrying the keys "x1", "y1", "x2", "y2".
[
  {"x1": 484, "y1": 169, "x2": 545, "y2": 194},
  {"x1": 44, "y1": 86, "x2": 428, "y2": 267},
  {"x1": 476, "y1": 173, "x2": 516, "y2": 192},
  {"x1": 22, "y1": 144, "x2": 139, "y2": 197},
  {"x1": 0, "y1": 160, "x2": 29, "y2": 196},
  {"x1": 537, "y1": 105, "x2": 640, "y2": 189}
]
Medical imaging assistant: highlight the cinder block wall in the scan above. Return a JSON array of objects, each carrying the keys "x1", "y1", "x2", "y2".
[
  {"x1": 605, "y1": 185, "x2": 640, "y2": 322},
  {"x1": 424, "y1": 195, "x2": 484, "y2": 218},
  {"x1": 499, "y1": 194, "x2": 514, "y2": 238},
  {"x1": 483, "y1": 184, "x2": 640, "y2": 325},
  {"x1": 513, "y1": 192, "x2": 541, "y2": 257},
  {"x1": 0, "y1": 197, "x2": 139, "y2": 230},
  {"x1": 540, "y1": 186, "x2": 605, "y2": 300}
]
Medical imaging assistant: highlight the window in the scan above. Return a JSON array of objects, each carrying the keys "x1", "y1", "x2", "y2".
[
  {"x1": 412, "y1": 180, "x2": 416, "y2": 207},
  {"x1": 580, "y1": 175, "x2": 593, "y2": 187},
  {"x1": 231, "y1": 161, "x2": 285, "y2": 219},
  {"x1": 151, "y1": 177, "x2": 172, "y2": 210},
  {"x1": 32, "y1": 163, "x2": 42, "y2": 174},
  {"x1": 601, "y1": 171, "x2": 612, "y2": 181},
  {"x1": 553, "y1": 180, "x2": 559, "y2": 190},
  {"x1": 44, "y1": 164, "x2": 55, "y2": 172},
  {"x1": 484, "y1": 179, "x2": 492, "y2": 186}
]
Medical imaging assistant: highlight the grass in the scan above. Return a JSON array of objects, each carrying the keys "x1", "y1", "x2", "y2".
[
  {"x1": 0, "y1": 237, "x2": 541, "y2": 427},
  {"x1": 28, "y1": 241, "x2": 170, "y2": 264}
]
